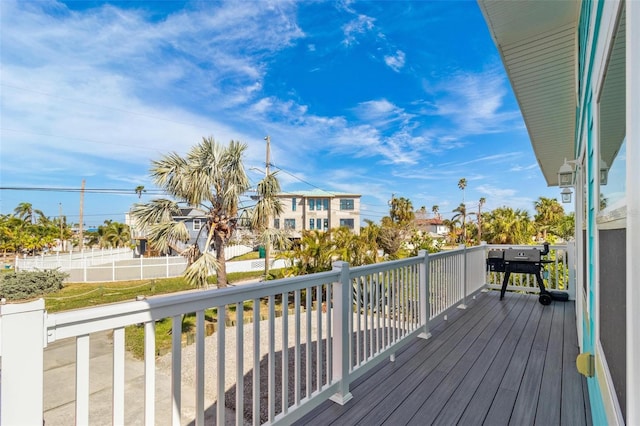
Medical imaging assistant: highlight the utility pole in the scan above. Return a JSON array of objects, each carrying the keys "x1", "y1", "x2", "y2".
[
  {"x1": 264, "y1": 135, "x2": 271, "y2": 278},
  {"x1": 78, "y1": 179, "x2": 85, "y2": 250},
  {"x1": 59, "y1": 203, "x2": 63, "y2": 251}
]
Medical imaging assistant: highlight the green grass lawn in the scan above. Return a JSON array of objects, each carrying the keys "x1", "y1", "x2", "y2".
[
  {"x1": 230, "y1": 250, "x2": 261, "y2": 261},
  {"x1": 43, "y1": 270, "x2": 269, "y2": 312}
]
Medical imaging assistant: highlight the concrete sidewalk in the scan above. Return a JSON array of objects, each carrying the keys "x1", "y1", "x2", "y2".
[
  {"x1": 43, "y1": 330, "x2": 201, "y2": 425},
  {"x1": 41, "y1": 281, "x2": 266, "y2": 425}
]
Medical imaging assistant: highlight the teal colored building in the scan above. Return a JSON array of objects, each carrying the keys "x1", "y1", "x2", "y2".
[{"x1": 480, "y1": 1, "x2": 638, "y2": 424}]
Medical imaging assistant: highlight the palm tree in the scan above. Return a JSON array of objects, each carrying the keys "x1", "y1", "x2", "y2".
[
  {"x1": 132, "y1": 137, "x2": 250, "y2": 288},
  {"x1": 553, "y1": 212, "x2": 575, "y2": 241},
  {"x1": 477, "y1": 197, "x2": 486, "y2": 242},
  {"x1": 451, "y1": 203, "x2": 467, "y2": 244},
  {"x1": 13, "y1": 202, "x2": 44, "y2": 224},
  {"x1": 286, "y1": 229, "x2": 334, "y2": 275},
  {"x1": 442, "y1": 218, "x2": 460, "y2": 246},
  {"x1": 135, "y1": 185, "x2": 146, "y2": 198},
  {"x1": 102, "y1": 221, "x2": 131, "y2": 248},
  {"x1": 389, "y1": 196, "x2": 415, "y2": 225},
  {"x1": 416, "y1": 206, "x2": 427, "y2": 220},
  {"x1": 482, "y1": 207, "x2": 534, "y2": 244},
  {"x1": 534, "y1": 197, "x2": 564, "y2": 240},
  {"x1": 458, "y1": 178, "x2": 467, "y2": 204},
  {"x1": 250, "y1": 171, "x2": 285, "y2": 278},
  {"x1": 432, "y1": 205, "x2": 440, "y2": 219}
]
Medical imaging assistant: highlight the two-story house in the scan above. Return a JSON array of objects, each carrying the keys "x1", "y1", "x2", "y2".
[
  {"x1": 126, "y1": 207, "x2": 207, "y2": 256},
  {"x1": 273, "y1": 190, "x2": 361, "y2": 236}
]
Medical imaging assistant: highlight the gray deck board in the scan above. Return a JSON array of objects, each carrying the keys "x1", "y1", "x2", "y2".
[
  {"x1": 353, "y1": 294, "x2": 504, "y2": 425},
  {"x1": 455, "y1": 295, "x2": 537, "y2": 425},
  {"x1": 535, "y1": 303, "x2": 564, "y2": 426},
  {"x1": 432, "y1": 295, "x2": 534, "y2": 426},
  {"x1": 338, "y1": 296, "x2": 500, "y2": 425},
  {"x1": 295, "y1": 291, "x2": 591, "y2": 426},
  {"x1": 403, "y1": 296, "x2": 530, "y2": 425}
]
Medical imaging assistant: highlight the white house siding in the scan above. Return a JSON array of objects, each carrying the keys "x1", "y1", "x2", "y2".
[{"x1": 275, "y1": 191, "x2": 361, "y2": 235}]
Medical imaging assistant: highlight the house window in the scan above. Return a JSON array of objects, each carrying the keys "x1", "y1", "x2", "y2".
[
  {"x1": 309, "y1": 199, "x2": 315, "y2": 211},
  {"x1": 193, "y1": 219, "x2": 202, "y2": 231},
  {"x1": 274, "y1": 219, "x2": 280, "y2": 229},
  {"x1": 323, "y1": 219, "x2": 329, "y2": 230},
  {"x1": 309, "y1": 218, "x2": 315, "y2": 230},
  {"x1": 340, "y1": 218, "x2": 354, "y2": 229},
  {"x1": 284, "y1": 219, "x2": 296, "y2": 230},
  {"x1": 323, "y1": 198, "x2": 329, "y2": 211},
  {"x1": 292, "y1": 198, "x2": 296, "y2": 211},
  {"x1": 339, "y1": 199, "x2": 354, "y2": 210}
]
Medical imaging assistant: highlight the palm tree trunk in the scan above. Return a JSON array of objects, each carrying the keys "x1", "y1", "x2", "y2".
[
  {"x1": 215, "y1": 234, "x2": 227, "y2": 287},
  {"x1": 265, "y1": 234, "x2": 270, "y2": 278}
]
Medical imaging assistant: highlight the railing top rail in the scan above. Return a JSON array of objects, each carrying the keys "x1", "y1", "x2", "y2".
[
  {"x1": 428, "y1": 246, "x2": 467, "y2": 260},
  {"x1": 46, "y1": 268, "x2": 341, "y2": 341},
  {"x1": 349, "y1": 253, "x2": 426, "y2": 276}
]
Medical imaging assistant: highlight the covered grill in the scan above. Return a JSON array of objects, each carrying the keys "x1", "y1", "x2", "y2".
[{"x1": 487, "y1": 243, "x2": 567, "y2": 305}]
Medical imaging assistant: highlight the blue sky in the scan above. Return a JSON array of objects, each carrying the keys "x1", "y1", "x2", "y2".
[{"x1": 0, "y1": 0, "x2": 564, "y2": 227}]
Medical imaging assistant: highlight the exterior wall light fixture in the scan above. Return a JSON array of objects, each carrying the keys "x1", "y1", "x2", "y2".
[
  {"x1": 561, "y1": 187, "x2": 573, "y2": 203},
  {"x1": 558, "y1": 158, "x2": 577, "y2": 188},
  {"x1": 600, "y1": 158, "x2": 609, "y2": 186}
]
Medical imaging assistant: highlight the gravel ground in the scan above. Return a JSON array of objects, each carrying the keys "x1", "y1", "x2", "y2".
[{"x1": 156, "y1": 309, "x2": 330, "y2": 425}]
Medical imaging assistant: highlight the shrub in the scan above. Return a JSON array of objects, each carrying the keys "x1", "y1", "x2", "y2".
[{"x1": 0, "y1": 269, "x2": 68, "y2": 301}]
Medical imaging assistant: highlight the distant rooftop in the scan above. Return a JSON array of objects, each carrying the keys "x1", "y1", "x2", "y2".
[{"x1": 278, "y1": 189, "x2": 361, "y2": 198}]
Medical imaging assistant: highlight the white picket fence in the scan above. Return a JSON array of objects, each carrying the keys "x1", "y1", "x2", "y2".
[
  {"x1": 15, "y1": 247, "x2": 134, "y2": 270},
  {"x1": 63, "y1": 256, "x2": 289, "y2": 282},
  {"x1": 15, "y1": 245, "x2": 259, "y2": 282}
]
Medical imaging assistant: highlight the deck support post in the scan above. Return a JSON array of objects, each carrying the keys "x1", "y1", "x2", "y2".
[
  {"x1": 330, "y1": 261, "x2": 353, "y2": 405},
  {"x1": 0, "y1": 298, "x2": 46, "y2": 426},
  {"x1": 458, "y1": 244, "x2": 468, "y2": 310},
  {"x1": 418, "y1": 250, "x2": 431, "y2": 340},
  {"x1": 567, "y1": 241, "x2": 576, "y2": 301}
]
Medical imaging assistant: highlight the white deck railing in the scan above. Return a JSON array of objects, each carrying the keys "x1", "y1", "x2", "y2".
[{"x1": 0, "y1": 244, "x2": 572, "y2": 425}]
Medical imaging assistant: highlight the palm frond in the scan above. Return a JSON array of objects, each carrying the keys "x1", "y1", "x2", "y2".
[
  {"x1": 150, "y1": 153, "x2": 189, "y2": 198},
  {"x1": 250, "y1": 172, "x2": 283, "y2": 229},
  {"x1": 184, "y1": 251, "x2": 218, "y2": 287},
  {"x1": 146, "y1": 221, "x2": 190, "y2": 253},
  {"x1": 131, "y1": 199, "x2": 181, "y2": 227}
]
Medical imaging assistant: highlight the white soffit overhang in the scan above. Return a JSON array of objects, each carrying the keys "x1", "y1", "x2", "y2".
[{"x1": 478, "y1": 0, "x2": 581, "y2": 186}]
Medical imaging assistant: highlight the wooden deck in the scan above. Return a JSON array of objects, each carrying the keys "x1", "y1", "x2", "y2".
[{"x1": 296, "y1": 291, "x2": 592, "y2": 426}]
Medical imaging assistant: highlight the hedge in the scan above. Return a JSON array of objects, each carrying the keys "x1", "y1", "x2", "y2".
[{"x1": 0, "y1": 270, "x2": 68, "y2": 301}]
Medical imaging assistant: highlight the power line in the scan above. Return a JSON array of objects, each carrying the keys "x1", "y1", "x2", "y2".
[
  {"x1": 270, "y1": 163, "x2": 335, "y2": 194},
  {"x1": 0, "y1": 186, "x2": 165, "y2": 194}
]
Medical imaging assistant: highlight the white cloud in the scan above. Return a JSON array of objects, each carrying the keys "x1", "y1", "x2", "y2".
[
  {"x1": 342, "y1": 14, "x2": 375, "y2": 46},
  {"x1": 509, "y1": 163, "x2": 539, "y2": 172},
  {"x1": 428, "y1": 68, "x2": 522, "y2": 136},
  {"x1": 384, "y1": 50, "x2": 406, "y2": 72}
]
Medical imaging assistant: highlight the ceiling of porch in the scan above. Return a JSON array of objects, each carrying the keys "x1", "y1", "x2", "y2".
[{"x1": 478, "y1": 0, "x2": 581, "y2": 187}]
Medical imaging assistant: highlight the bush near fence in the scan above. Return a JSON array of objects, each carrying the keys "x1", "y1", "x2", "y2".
[{"x1": 0, "y1": 270, "x2": 68, "y2": 301}]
